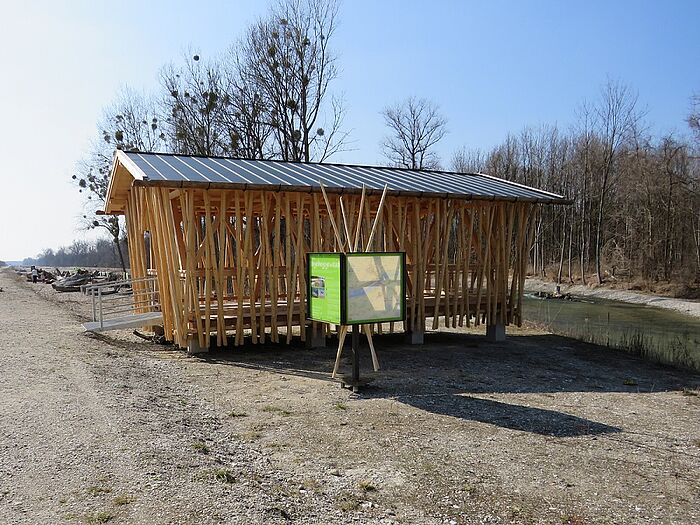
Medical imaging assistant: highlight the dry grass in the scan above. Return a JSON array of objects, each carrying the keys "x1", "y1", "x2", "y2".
[
  {"x1": 335, "y1": 492, "x2": 363, "y2": 512},
  {"x1": 86, "y1": 486, "x2": 111, "y2": 497},
  {"x1": 191, "y1": 440, "x2": 210, "y2": 454},
  {"x1": 358, "y1": 480, "x2": 377, "y2": 493},
  {"x1": 113, "y1": 494, "x2": 135, "y2": 506},
  {"x1": 261, "y1": 405, "x2": 292, "y2": 416},
  {"x1": 85, "y1": 511, "x2": 114, "y2": 524}
]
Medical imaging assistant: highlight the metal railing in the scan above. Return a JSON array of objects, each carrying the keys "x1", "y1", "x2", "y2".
[{"x1": 82, "y1": 276, "x2": 160, "y2": 330}]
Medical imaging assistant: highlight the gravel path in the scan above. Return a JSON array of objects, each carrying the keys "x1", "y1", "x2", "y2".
[
  {"x1": 1, "y1": 268, "x2": 699, "y2": 524},
  {"x1": 0, "y1": 270, "x2": 390, "y2": 524}
]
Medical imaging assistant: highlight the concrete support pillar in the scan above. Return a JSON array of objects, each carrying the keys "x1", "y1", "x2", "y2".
[
  {"x1": 187, "y1": 337, "x2": 209, "y2": 355},
  {"x1": 486, "y1": 323, "x2": 506, "y2": 342},
  {"x1": 405, "y1": 329, "x2": 424, "y2": 345},
  {"x1": 305, "y1": 324, "x2": 326, "y2": 348}
]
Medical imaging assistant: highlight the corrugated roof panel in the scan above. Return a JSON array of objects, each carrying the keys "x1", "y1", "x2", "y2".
[
  {"x1": 225, "y1": 158, "x2": 288, "y2": 186},
  {"x1": 204, "y1": 157, "x2": 256, "y2": 184},
  {"x1": 308, "y1": 163, "x2": 369, "y2": 190},
  {"x1": 188, "y1": 157, "x2": 235, "y2": 183},
  {"x1": 130, "y1": 153, "x2": 168, "y2": 180},
  {"x1": 120, "y1": 151, "x2": 570, "y2": 204},
  {"x1": 161, "y1": 155, "x2": 212, "y2": 183}
]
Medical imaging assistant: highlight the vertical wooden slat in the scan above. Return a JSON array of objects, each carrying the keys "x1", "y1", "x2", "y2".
[
  {"x1": 234, "y1": 190, "x2": 245, "y2": 345},
  {"x1": 271, "y1": 193, "x2": 281, "y2": 343},
  {"x1": 217, "y1": 190, "x2": 228, "y2": 347}
]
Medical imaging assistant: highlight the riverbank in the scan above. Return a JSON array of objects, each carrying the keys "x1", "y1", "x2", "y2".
[{"x1": 525, "y1": 278, "x2": 700, "y2": 319}]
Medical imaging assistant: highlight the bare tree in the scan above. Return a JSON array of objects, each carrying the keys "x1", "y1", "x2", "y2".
[
  {"x1": 73, "y1": 88, "x2": 167, "y2": 271},
  {"x1": 450, "y1": 146, "x2": 487, "y2": 173},
  {"x1": 161, "y1": 52, "x2": 232, "y2": 156},
  {"x1": 238, "y1": 0, "x2": 347, "y2": 162},
  {"x1": 591, "y1": 79, "x2": 643, "y2": 284},
  {"x1": 380, "y1": 96, "x2": 447, "y2": 169},
  {"x1": 221, "y1": 52, "x2": 275, "y2": 159},
  {"x1": 688, "y1": 93, "x2": 700, "y2": 143}
]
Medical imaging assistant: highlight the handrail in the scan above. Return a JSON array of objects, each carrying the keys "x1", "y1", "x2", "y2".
[
  {"x1": 84, "y1": 276, "x2": 161, "y2": 329},
  {"x1": 82, "y1": 276, "x2": 156, "y2": 294}
]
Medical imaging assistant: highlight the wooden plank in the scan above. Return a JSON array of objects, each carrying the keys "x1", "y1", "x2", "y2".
[
  {"x1": 217, "y1": 190, "x2": 228, "y2": 346},
  {"x1": 353, "y1": 185, "x2": 366, "y2": 251},
  {"x1": 245, "y1": 191, "x2": 257, "y2": 343},
  {"x1": 202, "y1": 191, "x2": 214, "y2": 347},
  {"x1": 332, "y1": 325, "x2": 348, "y2": 378},
  {"x1": 234, "y1": 190, "x2": 245, "y2": 345},
  {"x1": 159, "y1": 188, "x2": 186, "y2": 346},
  {"x1": 284, "y1": 193, "x2": 293, "y2": 340},
  {"x1": 271, "y1": 193, "x2": 281, "y2": 343},
  {"x1": 298, "y1": 194, "x2": 308, "y2": 343},
  {"x1": 365, "y1": 185, "x2": 389, "y2": 251},
  {"x1": 320, "y1": 183, "x2": 345, "y2": 252}
]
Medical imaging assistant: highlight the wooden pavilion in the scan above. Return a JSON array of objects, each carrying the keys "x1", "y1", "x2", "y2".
[{"x1": 103, "y1": 151, "x2": 570, "y2": 351}]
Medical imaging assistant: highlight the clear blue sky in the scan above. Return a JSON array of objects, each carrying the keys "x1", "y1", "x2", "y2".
[{"x1": 1, "y1": 0, "x2": 698, "y2": 261}]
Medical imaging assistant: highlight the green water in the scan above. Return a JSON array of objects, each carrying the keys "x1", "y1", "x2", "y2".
[{"x1": 522, "y1": 294, "x2": 700, "y2": 371}]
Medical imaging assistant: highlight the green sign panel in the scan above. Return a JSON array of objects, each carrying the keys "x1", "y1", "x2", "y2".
[
  {"x1": 308, "y1": 253, "x2": 342, "y2": 324},
  {"x1": 307, "y1": 252, "x2": 406, "y2": 326}
]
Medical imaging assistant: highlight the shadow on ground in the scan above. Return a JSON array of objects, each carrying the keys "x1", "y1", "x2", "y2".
[
  {"x1": 197, "y1": 331, "x2": 700, "y2": 437},
  {"x1": 389, "y1": 393, "x2": 620, "y2": 437}
]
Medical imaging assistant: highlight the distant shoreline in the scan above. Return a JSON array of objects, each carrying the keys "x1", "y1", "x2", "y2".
[{"x1": 525, "y1": 278, "x2": 700, "y2": 320}]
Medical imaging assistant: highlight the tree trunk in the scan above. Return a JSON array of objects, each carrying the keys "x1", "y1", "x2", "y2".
[
  {"x1": 567, "y1": 211, "x2": 574, "y2": 283},
  {"x1": 595, "y1": 174, "x2": 608, "y2": 285},
  {"x1": 114, "y1": 236, "x2": 127, "y2": 274},
  {"x1": 557, "y1": 208, "x2": 566, "y2": 284}
]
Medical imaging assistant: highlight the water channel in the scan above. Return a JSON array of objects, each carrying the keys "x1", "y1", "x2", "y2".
[{"x1": 521, "y1": 294, "x2": 700, "y2": 371}]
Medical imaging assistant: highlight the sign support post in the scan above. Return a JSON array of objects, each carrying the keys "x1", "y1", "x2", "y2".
[
  {"x1": 351, "y1": 324, "x2": 360, "y2": 386},
  {"x1": 309, "y1": 182, "x2": 405, "y2": 391}
]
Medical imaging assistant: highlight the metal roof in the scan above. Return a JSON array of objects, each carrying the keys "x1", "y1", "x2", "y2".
[{"x1": 111, "y1": 150, "x2": 571, "y2": 206}]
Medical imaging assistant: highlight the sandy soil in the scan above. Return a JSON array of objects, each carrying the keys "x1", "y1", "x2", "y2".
[
  {"x1": 525, "y1": 278, "x2": 700, "y2": 319},
  {"x1": 1, "y1": 267, "x2": 699, "y2": 524}
]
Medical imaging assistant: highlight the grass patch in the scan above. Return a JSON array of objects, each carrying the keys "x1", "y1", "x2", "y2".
[
  {"x1": 196, "y1": 467, "x2": 236, "y2": 484},
  {"x1": 213, "y1": 468, "x2": 236, "y2": 484},
  {"x1": 236, "y1": 430, "x2": 262, "y2": 441},
  {"x1": 682, "y1": 388, "x2": 699, "y2": 397},
  {"x1": 85, "y1": 511, "x2": 114, "y2": 524},
  {"x1": 113, "y1": 494, "x2": 135, "y2": 506},
  {"x1": 86, "y1": 486, "x2": 112, "y2": 497},
  {"x1": 463, "y1": 482, "x2": 478, "y2": 495},
  {"x1": 228, "y1": 410, "x2": 248, "y2": 418},
  {"x1": 262, "y1": 405, "x2": 292, "y2": 416},
  {"x1": 562, "y1": 513, "x2": 586, "y2": 525},
  {"x1": 301, "y1": 478, "x2": 322, "y2": 492},
  {"x1": 358, "y1": 480, "x2": 377, "y2": 492},
  {"x1": 623, "y1": 378, "x2": 638, "y2": 386},
  {"x1": 192, "y1": 440, "x2": 210, "y2": 454},
  {"x1": 692, "y1": 438, "x2": 700, "y2": 448},
  {"x1": 336, "y1": 492, "x2": 363, "y2": 512},
  {"x1": 333, "y1": 402, "x2": 347, "y2": 410}
]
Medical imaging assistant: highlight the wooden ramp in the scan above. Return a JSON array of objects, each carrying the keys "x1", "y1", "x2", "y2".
[{"x1": 83, "y1": 311, "x2": 163, "y2": 333}]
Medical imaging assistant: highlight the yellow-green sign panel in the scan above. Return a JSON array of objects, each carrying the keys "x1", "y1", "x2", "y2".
[
  {"x1": 307, "y1": 252, "x2": 405, "y2": 325},
  {"x1": 308, "y1": 253, "x2": 342, "y2": 324}
]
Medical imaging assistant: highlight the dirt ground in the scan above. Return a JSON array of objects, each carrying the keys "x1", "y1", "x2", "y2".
[{"x1": 1, "y1": 267, "x2": 699, "y2": 525}]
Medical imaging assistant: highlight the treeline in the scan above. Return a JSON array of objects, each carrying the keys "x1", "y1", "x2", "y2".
[
  {"x1": 451, "y1": 83, "x2": 700, "y2": 287},
  {"x1": 65, "y1": 0, "x2": 699, "y2": 287},
  {"x1": 73, "y1": 0, "x2": 344, "y2": 272},
  {"x1": 23, "y1": 238, "x2": 129, "y2": 269}
]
